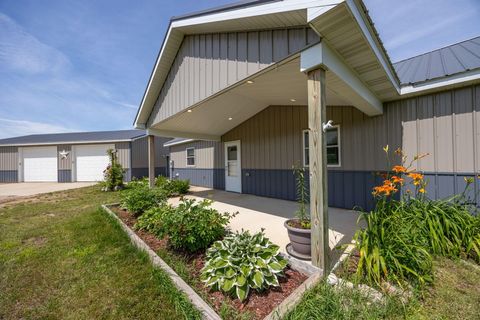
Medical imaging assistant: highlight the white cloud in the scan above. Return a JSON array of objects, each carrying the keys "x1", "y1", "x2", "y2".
[
  {"x1": 0, "y1": 118, "x2": 75, "y2": 139},
  {"x1": 0, "y1": 13, "x2": 71, "y2": 74}
]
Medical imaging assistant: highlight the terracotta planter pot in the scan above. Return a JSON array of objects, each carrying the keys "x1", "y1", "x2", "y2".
[{"x1": 284, "y1": 219, "x2": 311, "y2": 257}]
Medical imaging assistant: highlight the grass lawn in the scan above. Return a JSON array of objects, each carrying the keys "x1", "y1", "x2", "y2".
[
  {"x1": 285, "y1": 258, "x2": 480, "y2": 320},
  {"x1": 0, "y1": 185, "x2": 201, "y2": 319}
]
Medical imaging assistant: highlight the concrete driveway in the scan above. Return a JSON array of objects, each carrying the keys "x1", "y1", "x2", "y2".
[{"x1": 0, "y1": 182, "x2": 97, "y2": 201}]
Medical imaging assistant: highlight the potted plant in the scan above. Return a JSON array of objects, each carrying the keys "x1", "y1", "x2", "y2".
[{"x1": 284, "y1": 164, "x2": 311, "y2": 259}]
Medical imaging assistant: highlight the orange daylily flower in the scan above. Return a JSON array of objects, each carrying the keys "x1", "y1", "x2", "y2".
[
  {"x1": 392, "y1": 165, "x2": 407, "y2": 174},
  {"x1": 372, "y1": 180, "x2": 398, "y2": 196},
  {"x1": 391, "y1": 175, "x2": 404, "y2": 185}
]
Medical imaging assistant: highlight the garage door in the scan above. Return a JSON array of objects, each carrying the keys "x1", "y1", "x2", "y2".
[
  {"x1": 75, "y1": 144, "x2": 114, "y2": 181},
  {"x1": 23, "y1": 146, "x2": 58, "y2": 182}
]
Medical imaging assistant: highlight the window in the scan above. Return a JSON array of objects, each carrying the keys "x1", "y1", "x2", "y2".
[
  {"x1": 186, "y1": 147, "x2": 195, "y2": 166},
  {"x1": 303, "y1": 126, "x2": 341, "y2": 167}
]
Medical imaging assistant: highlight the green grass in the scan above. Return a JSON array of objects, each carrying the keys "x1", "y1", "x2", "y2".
[
  {"x1": 0, "y1": 185, "x2": 201, "y2": 320},
  {"x1": 285, "y1": 258, "x2": 480, "y2": 320}
]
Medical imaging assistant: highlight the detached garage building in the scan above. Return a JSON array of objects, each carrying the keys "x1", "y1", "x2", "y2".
[{"x1": 0, "y1": 130, "x2": 170, "y2": 183}]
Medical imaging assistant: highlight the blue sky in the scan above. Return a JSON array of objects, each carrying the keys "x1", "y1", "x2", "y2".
[{"x1": 0, "y1": 0, "x2": 479, "y2": 139}]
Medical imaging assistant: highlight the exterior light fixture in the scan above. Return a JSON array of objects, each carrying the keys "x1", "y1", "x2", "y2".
[
  {"x1": 246, "y1": 80, "x2": 254, "y2": 84},
  {"x1": 290, "y1": 98, "x2": 296, "y2": 102},
  {"x1": 228, "y1": 117, "x2": 233, "y2": 120},
  {"x1": 187, "y1": 109, "x2": 192, "y2": 113}
]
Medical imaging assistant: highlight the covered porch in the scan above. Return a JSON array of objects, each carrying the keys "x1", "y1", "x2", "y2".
[
  {"x1": 141, "y1": 2, "x2": 400, "y2": 273},
  {"x1": 169, "y1": 186, "x2": 362, "y2": 268}
]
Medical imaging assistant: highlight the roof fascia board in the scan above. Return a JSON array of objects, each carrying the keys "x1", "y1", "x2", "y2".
[
  {"x1": 134, "y1": 24, "x2": 180, "y2": 128},
  {"x1": 147, "y1": 128, "x2": 221, "y2": 141},
  {"x1": 0, "y1": 139, "x2": 138, "y2": 148},
  {"x1": 163, "y1": 139, "x2": 195, "y2": 147},
  {"x1": 342, "y1": 0, "x2": 400, "y2": 93},
  {"x1": 300, "y1": 41, "x2": 383, "y2": 115},
  {"x1": 399, "y1": 68, "x2": 480, "y2": 96},
  {"x1": 172, "y1": 0, "x2": 342, "y2": 29},
  {"x1": 307, "y1": 4, "x2": 338, "y2": 21}
]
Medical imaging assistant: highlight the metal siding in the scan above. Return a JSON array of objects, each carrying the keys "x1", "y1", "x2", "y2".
[
  {"x1": 172, "y1": 168, "x2": 225, "y2": 189},
  {"x1": 0, "y1": 146, "x2": 18, "y2": 171},
  {"x1": 170, "y1": 140, "x2": 222, "y2": 169},
  {"x1": 57, "y1": 145, "x2": 72, "y2": 170},
  {"x1": 0, "y1": 146, "x2": 18, "y2": 183},
  {"x1": 131, "y1": 136, "x2": 170, "y2": 170},
  {"x1": 115, "y1": 142, "x2": 131, "y2": 169},
  {"x1": 219, "y1": 88, "x2": 480, "y2": 208},
  {"x1": 131, "y1": 136, "x2": 148, "y2": 169},
  {"x1": 149, "y1": 27, "x2": 319, "y2": 126}
]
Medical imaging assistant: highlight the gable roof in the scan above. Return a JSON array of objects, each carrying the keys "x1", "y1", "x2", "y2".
[
  {"x1": 393, "y1": 36, "x2": 480, "y2": 86},
  {"x1": 0, "y1": 130, "x2": 146, "y2": 147}
]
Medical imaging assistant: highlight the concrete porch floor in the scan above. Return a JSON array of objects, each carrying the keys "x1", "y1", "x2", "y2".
[{"x1": 169, "y1": 186, "x2": 363, "y2": 267}]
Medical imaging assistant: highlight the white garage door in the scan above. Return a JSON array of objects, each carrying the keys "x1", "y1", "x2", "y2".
[
  {"x1": 23, "y1": 146, "x2": 58, "y2": 182},
  {"x1": 75, "y1": 144, "x2": 114, "y2": 182}
]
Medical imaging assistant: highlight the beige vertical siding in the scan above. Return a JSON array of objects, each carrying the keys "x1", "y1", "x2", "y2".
[
  {"x1": 131, "y1": 136, "x2": 170, "y2": 169},
  {"x1": 57, "y1": 145, "x2": 72, "y2": 170},
  {"x1": 0, "y1": 146, "x2": 18, "y2": 170},
  {"x1": 221, "y1": 84, "x2": 480, "y2": 174},
  {"x1": 115, "y1": 142, "x2": 131, "y2": 169},
  {"x1": 170, "y1": 140, "x2": 223, "y2": 169},
  {"x1": 148, "y1": 27, "x2": 320, "y2": 125}
]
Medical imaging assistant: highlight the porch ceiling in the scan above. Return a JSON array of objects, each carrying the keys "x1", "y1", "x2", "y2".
[{"x1": 150, "y1": 57, "x2": 360, "y2": 140}]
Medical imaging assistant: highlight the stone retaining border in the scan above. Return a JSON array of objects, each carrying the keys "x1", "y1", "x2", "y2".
[
  {"x1": 102, "y1": 203, "x2": 327, "y2": 320},
  {"x1": 102, "y1": 204, "x2": 221, "y2": 320}
]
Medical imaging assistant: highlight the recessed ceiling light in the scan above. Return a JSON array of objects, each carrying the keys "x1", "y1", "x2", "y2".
[
  {"x1": 290, "y1": 98, "x2": 296, "y2": 102},
  {"x1": 228, "y1": 117, "x2": 233, "y2": 121},
  {"x1": 246, "y1": 80, "x2": 254, "y2": 84},
  {"x1": 187, "y1": 109, "x2": 192, "y2": 113}
]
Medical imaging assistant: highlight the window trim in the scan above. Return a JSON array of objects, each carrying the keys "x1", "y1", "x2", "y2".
[
  {"x1": 186, "y1": 147, "x2": 196, "y2": 167},
  {"x1": 302, "y1": 125, "x2": 341, "y2": 168}
]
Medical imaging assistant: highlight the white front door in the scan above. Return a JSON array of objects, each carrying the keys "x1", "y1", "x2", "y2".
[
  {"x1": 75, "y1": 144, "x2": 114, "y2": 181},
  {"x1": 224, "y1": 140, "x2": 241, "y2": 193},
  {"x1": 23, "y1": 146, "x2": 58, "y2": 182}
]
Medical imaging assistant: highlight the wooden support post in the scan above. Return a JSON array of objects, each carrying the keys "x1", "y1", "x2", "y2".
[
  {"x1": 307, "y1": 67, "x2": 330, "y2": 275},
  {"x1": 147, "y1": 135, "x2": 155, "y2": 188}
]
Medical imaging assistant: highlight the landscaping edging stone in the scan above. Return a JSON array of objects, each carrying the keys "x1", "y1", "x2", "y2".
[
  {"x1": 102, "y1": 203, "x2": 326, "y2": 320},
  {"x1": 102, "y1": 204, "x2": 221, "y2": 320}
]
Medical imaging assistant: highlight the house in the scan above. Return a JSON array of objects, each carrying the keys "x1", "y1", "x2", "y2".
[
  {"x1": 0, "y1": 130, "x2": 170, "y2": 183},
  {"x1": 137, "y1": 0, "x2": 480, "y2": 213}
]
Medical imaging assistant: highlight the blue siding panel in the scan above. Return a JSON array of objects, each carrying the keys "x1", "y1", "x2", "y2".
[
  {"x1": 0, "y1": 170, "x2": 18, "y2": 183},
  {"x1": 58, "y1": 170, "x2": 71, "y2": 183},
  {"x1": 173, "y1": 168, "x2": 225, "y2": 189}
]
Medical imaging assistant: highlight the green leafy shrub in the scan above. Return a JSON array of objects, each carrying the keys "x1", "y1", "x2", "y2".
[
  {"x1": 120, "y1": 180, "x2": 166, "y2": 216},
  {"x1": 170, "y1": 179, "x2": 190, "y2": 195},
  {"x1": 158, "y1": 199, "x2": 234, "y2": 252},
  {"x1": 102, "y1": 149, "x2": 125, "y2": 191},
  {"x1": 354, "y1": 147, "x2": 480, "y2": 288},
  {"x1": 155, "y1": 176, "x2": 190, "y2": 196},
  {"x1": 135, "y1": 205, "x2": 174, "y2": 235},
  {"x1": 201, "y1": 230, "x2": 288, "y2": 301}
]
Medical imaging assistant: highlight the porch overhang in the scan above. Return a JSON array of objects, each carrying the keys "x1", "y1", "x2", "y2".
[{"x1": 300, "y1": 41, "x2": 383, "y2": 116}]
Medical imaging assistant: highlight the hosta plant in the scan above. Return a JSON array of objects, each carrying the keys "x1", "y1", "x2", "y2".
[{"x1": 201, "y1": 230, "x2": 288, "y2": 302}]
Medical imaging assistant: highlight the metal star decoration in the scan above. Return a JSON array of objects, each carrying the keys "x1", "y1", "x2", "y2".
[{"x1": 59, "y1": 150, "x2": 69, "y2": 159}]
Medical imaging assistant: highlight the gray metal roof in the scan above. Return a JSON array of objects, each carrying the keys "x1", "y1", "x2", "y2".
[
  {"x1": 393, "y1": 36, "x2": 480, "y2": 85},
  {"x1": 0, "y1": 129, "x2": 146, "y2": 146}
]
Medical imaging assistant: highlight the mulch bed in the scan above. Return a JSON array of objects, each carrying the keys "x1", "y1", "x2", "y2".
[{"x1": 110, "y1": 205, "x2": 308, "y2": 319}]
